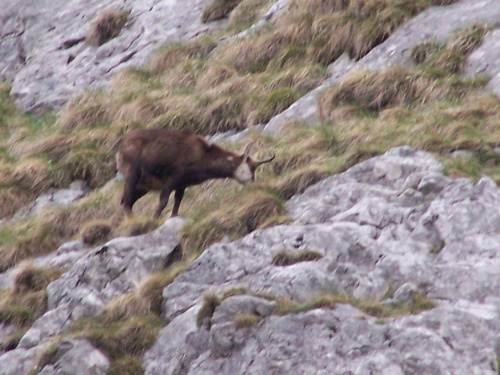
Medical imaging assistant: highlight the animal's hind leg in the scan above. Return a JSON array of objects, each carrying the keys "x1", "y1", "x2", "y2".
[
  {"x1": 121, "y1": 164, "x2": 144, "y2": 215},
  {"x1": 171, "y1": 188, "x2": 185, "y2": 217}
]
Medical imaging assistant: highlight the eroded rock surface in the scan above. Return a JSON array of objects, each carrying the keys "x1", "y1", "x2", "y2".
[
  {"x1": 37, "y1": 339, "x2": 110, "y2": 375},
  {"x1": 0, "y1": 217, "x2": 184, "y2": 375},
  {"x1": 0, "y1": 0, "x2": 221, "y2": 112},
  {"x1": 143, "y1": 147, "x2": 500, "y2": 375}
]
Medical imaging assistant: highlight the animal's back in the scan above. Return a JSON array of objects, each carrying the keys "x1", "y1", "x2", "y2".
[{"x1": 117, "y1": 128, "x2": 207, "y2": 173}]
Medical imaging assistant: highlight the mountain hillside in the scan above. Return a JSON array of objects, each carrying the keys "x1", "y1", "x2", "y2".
[{"x1": 2, "y1": 0, "x2": 500, "y2": 374}]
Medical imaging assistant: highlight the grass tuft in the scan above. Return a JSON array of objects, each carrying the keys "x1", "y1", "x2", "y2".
[
  {"x1": 80, "y1": 220, "x2": 112, "y2": 245},
  {"x1": 253, "y1": 88, "x2": 300, "y2": 124},
  {"x1": 149, "y1": 37, "x2": 217, "y2": 73},
  {"x1": 107, "y1": 356, "x2": 144, "y2": 375},
  {"x1": 14, "y1": 264, "x2": 62, "y2": 294},
  {"x1": 117, "y1": 217, "x2": 161, "y2": 237},
  {"x1": 181, "y1": 188, "x2": 285, "y2": 256},
  {"x1": 196, "y1": 292, "x2": 221, "y2": 327},
  {"x1": 202, "y1": 0, "x2": 243, "y2": 23},
  {"x1": 228, "y1": 0, "x2": 274, "y2": 32},
  {"x1": 104, "y1": 265, "x2": 185, "y2": 320},
  {"x1": 233, "y1": 312, "x2": 262, "y2": 328},
  {"x1": 36, "y1": 342, "x2": 60, "y2": 370},
  {"x1": 272, "y1": 249, "x2": 323, "y2": 266},
  {"x1": 0, "y1": 330, "x2": 27, "y2": 352},
  {"x1": 86, "y1": 8, "x2": 129, "y2": 46},
  {"x1": 70, "y1": 314, "x2": 163, "y2": 360},
  {"x1": 273, "y1": 291, "x2": 436, "y2": 317},
  {"x1": 0, "y1": 265, "x2": 62, "y2": 326},
  {"x1": 319, "y1": 65, "x2": 456, "y2": 115}
]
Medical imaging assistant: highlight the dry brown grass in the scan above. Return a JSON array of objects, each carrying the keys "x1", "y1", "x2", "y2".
[
  {"x1": 0, "y1": 188, "x2": 121, "y2": 270},
  {"x1": 56, "y1": 91, "x2": 111, "y2": 130},
  {"x1": 447, "y1": 24, "x2": 491, "y2": 55},
  {"x1": 181, "y1": 188, "x2": 285, "y2": 256},
  {"x1": 11, "y1": 159, "x2": 54, "y2": 194},
  {"x1": 197, "y1": 65, "x2": 236, "y2": 91},
  {"x1": 318, "y1": 65, "x2": 463, "y2": 117},
  {"x1": 40, "y1": 0, "x2": 448, "y2": 155},
  {"x1": 0, "y1": 265, "x2": 62, "y2": 326},
  {"x1": 149, "y1": 37, "x2": 217, "y2": 73},
  {"x1": 264, "y1": 65, "x2": 327, "y2": 93},
  {"x1": 70, "y1": 314, "x2": 163, "y2": 361},
  {"x1": 104, "y1": 265, "x2": 185, "y2": 320},
  {"x1": 273, "y1": 165, "x2": 332, "y2": 199},
  {"x1": 411, "y1": 24, "x2": 490, "y2": 76},
  {"x1": 202, "y1": 0, "x2": 243, "y2": 23},
  {"x1": 233, "y1": 312, "x2": 262, "y2": 328},
  {"x1": 251, "y1": 87, "x2": 299, "y2": 125},
  {"x1": 223, "y1": 32, "x2": 292, "y2": 73},
  {"x1": 8, "y1": 133, "x2": 77, "y2": 161},
  {"x1": 196, "y1": 292, "x2": 221, "y2": 327},
  {"x1": 0, "y1": 187, "x2": 34, "y2": 219},
  {"x1": 86, "y1": 8, "x2": 129, "y2": 46},
  {"x1": 56, "y1": 148, "x2": 116, "y2": 188},
  {"x1": 13, "y1": 264, "x2": 62, "y2": 294},
  {"x1": 276, "y1": 0, "x2": 434, "y2": 64},
  {"x1": 117, "y1": 216, "x2": 161, "y2": 237},
  {"x1": 80, "y1": 219, "x2": 112, "y2": 245},
  {"x1": 228, "y1": 0, "x2": 274, "y2": 31},
  {"x1": 107, "y1": 356, "x2": 144, "y2": 375}
]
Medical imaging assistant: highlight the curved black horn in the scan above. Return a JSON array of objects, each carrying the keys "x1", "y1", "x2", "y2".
[{"x1": 255, "y1": 154, "x2": 275, "y2": 166}]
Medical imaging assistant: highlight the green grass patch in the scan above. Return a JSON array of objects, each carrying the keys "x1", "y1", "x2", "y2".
[{"x1": 274, "y1": 291, "x2": 436, "y2": 317}]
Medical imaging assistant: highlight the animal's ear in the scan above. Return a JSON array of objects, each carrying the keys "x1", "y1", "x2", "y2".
[
  {"x1": 202, "y1": 140, "x2": 214, "y2": 152},
  {"x1": 242, "y1": 141, "x2": 256, "y2": 158}
]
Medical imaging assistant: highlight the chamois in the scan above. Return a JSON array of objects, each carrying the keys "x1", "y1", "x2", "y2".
[{"x1": 116, "y1": 128, "x2": 275, "y2": 218}]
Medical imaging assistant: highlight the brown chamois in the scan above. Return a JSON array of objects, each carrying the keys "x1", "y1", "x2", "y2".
[{"x1": 116, "y1": 128, "x2": 275, "y2": 218}]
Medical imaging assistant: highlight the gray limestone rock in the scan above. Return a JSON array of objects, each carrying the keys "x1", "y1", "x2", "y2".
[
  {"x1": 13, "y1": 181, "x2": 91, "y2": 220},
  {"x1": 0, "y1": 346, "x2": 41, "y2": 375},
  {"x1": 466, "y1": 28, "x2": 500, "y2": 96},
  {"x1": 0, "y1": 0, "x2": 223, "y2": 112},
  {"x1": 37, "y1": 339, "x2": 109, "y2": 375},
  {"x1": 15, "y1": 217, "x2": 184, "y2": 353},
  {"x1": 146, "y1": 146, "x2": 500, "y2": 374}
]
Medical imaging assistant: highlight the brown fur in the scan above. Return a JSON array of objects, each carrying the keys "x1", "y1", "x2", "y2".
[{"x1": 117, "y1": 128, "x2": 274, "y2": 217}]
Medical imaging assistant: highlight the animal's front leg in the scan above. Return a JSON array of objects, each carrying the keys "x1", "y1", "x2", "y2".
[
  {"x1": 171, "y1": 188, "x2": 185, "y2": 217},
  {"x1": 154, "y1": 184, "x2": 173, "y2": 218}
]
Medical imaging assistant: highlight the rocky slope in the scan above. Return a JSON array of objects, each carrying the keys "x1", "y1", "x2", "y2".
[
  {"x1": 0, "y1": 0, "x2": 290, "y2": 113},
  {"x1": 4, "y1": 147, "x2": 500, "y2": 374},
  {"x1": 0, "y1": 0, "x2": 221, "y2": 112},
  {"x1": 263, "y1": 0, "x2": 500, "y2": 133},
  {"x1": 145, "y1": 147, "x2": 500, "y2": 375},
  {"x1": 3, "y1": 0, "x2": 500, "y2": 374}
]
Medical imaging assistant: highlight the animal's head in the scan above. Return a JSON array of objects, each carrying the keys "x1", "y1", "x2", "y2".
[{"x1": 233, "y1": 142, "x2": 275, "y2": 184}]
